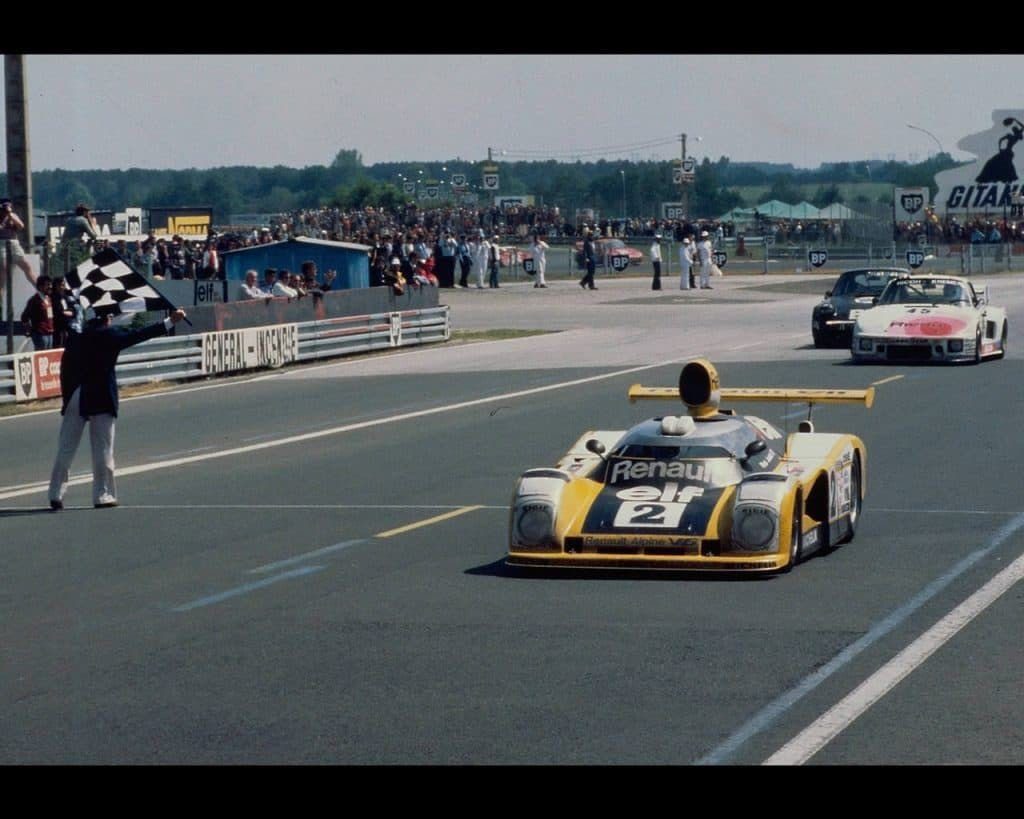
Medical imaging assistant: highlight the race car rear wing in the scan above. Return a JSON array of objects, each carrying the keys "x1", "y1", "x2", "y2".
[
  {"x1": 628, "y1": 359, "x2": 874, "y2": 415},
  {"x1": 628, "y1": 385, "x2": 876, "y2": 408}
]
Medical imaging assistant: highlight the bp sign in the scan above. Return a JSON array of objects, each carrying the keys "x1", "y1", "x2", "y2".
[
  {"x1": 808, "y1": 249, "x2": 828, "y2": 268},
  {"x1": 712, "y1": 250, "x2": 727, "y2": 267},
  {"x1": 906, "y1": 249, "x2": 925, "y2": 268},
  {"x1": 610, "y1": 254, "x2": 630, "y2": 271},
  {"x1": 522, "y1": 258, "x2": 536, "y2": 275}
]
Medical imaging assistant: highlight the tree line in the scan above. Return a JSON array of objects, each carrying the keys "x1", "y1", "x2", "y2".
[{"x1": 4, "y1": 148, "x2": 961, "y2": 226}]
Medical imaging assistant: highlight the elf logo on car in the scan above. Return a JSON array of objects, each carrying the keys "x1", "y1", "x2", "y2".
[
  {"x1": 808, "y1": 250, "x2": 829, "y2": 267},
  {"x1": 906, "y1": 250, "x2": 925, "y2": 268},
  {"x1": 609, "y1": 459, "x2": 707, "y2": 484},
  {"x1": 612, "y1": 483, "x2": 705, "y2": 528}
]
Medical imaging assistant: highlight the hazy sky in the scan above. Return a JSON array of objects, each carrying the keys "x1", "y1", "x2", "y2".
[{"x1": 6, "y1": 54, "x2": 1019, "y2": 172}]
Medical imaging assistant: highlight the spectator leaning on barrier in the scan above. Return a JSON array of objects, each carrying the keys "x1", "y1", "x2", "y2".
[
  {"x1": 261, "y1": 268, "x2": 278, "y2": 295},
  {"x1": 272, "y1": 268, "x2": 298, "y2": 298},
  {"x1": 21, "y1": 275, "x2": 54, "y2": 351},
  {"x1": 239, "y1": 269, "x2": 264, "y2": 300}
]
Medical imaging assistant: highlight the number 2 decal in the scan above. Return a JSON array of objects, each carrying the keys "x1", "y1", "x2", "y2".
[{"x1": 614, "y1": 502, "x2": 687, "y2": 528}]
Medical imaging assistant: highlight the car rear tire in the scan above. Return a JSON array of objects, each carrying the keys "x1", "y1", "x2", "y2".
[
  {"x1": 812, "y1": 328, "x2": 825, "y2": 348},
  {"x1": 999, "y1": 322, "x2": 1008, "y2": 358},
  {"x1": 974, "y1": 326, "x2": 983, "y2": 364}
]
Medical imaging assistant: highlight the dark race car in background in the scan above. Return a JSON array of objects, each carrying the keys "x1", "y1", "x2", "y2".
[{"x1": 812, "y1": 267, "x2": 907, "y2": 348}]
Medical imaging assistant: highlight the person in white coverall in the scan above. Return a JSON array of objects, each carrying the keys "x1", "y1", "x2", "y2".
[
  {"x1": 697, "y1": 231, "x2": 713, "y2": 289},
  {"x1": 529, "y1": 233, "x2": 550, "y2": 288},
  {"x1": 679, "y1": 237, "x2": 695, "y2": 290},
  {"x1": 474, "y1": 231, "x2": 490, "y2": 289}
]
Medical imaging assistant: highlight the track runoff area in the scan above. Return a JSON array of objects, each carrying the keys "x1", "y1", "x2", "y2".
[{"x1": 1, "y1": 271, "x2": 1023, "y2": 764}]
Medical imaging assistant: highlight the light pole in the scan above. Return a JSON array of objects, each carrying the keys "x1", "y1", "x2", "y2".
[
  {"x1": 620, "y1": 169, "x2": 626, "y2": 223},
  {"x1": 906, "y1": 123, "x2": 944, "y2": 158}
]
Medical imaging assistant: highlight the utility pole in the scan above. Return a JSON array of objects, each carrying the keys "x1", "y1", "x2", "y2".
[
  {"x1": 4, "y1": 54, "x2": 33, "y2": 353},
  {"x1": 681, "y1": 133, "x2": 690, "y2": 222}
]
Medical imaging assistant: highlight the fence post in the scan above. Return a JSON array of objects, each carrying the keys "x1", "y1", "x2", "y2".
[
  {"x1": 5, "y1": 241, "x2": 12, "y2": 355},
  {"x1": 763, "y1": 236, "x2": 768, "y2": 275}
]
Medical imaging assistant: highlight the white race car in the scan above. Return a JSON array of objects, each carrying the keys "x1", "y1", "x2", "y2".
[{"x1": 851, "y1": 274, "x2": 1007, "y2": 363}]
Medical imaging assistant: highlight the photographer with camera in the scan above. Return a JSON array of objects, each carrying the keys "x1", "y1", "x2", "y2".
[
  {"x1": 0, "y1": 197, "x2": 37, "y2": 313},
  {"x1": 57, "y1": 203, "x2": 99, "y2": 273}
]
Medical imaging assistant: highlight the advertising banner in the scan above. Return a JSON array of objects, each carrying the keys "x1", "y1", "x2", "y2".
[
  {"x1": 200, "y1": 323, "x2": 298, "y2": 375},
  {"x1": 13, "y1": 348, "x2": 64, "y2": 402},
  {"x1": 147, "y1": 207, "x2": 213, "y2": 238},
  {"x1": 934, "y1": 110, "x2": 1024, "y2": 215}
]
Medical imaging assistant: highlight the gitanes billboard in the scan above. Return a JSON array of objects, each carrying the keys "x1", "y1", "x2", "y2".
[{"x1": 935, "y1": 110, "x2": 1024, "y2": 215}]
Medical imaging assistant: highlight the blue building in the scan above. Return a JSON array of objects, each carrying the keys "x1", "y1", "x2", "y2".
[{"x1": 221, "y1": 236, "x2": 370, "y2": 291}]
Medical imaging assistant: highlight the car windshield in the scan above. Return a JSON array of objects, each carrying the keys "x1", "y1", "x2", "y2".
[
  {"x1": 833, "y1": 271, "x2": 897, "y2": 297},
  {"x1": 878, "y1": 279, "x2": 971, "y2": 306}
]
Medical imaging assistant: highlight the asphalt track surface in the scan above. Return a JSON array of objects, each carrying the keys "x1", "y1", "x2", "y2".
[{"x1": 2, "y1": 270, "x2": 1024, "y2": 765}]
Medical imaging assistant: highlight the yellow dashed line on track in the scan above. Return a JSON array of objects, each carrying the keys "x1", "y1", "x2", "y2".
[{"x1": 374, "y1": 505, "x2": 484, "y2": 538}]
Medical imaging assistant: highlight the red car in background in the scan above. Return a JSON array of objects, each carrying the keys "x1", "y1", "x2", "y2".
[{"x1": 574, "y1": 238, "x2": 644, "y2": 268}]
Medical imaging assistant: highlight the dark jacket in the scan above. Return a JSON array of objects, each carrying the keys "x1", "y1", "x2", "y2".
[{"x1": 60, "y1": 320, "x2": 169, "y2": 418}]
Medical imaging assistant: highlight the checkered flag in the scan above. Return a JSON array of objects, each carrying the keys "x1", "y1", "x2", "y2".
[{"x1": 66, "y1": 247, "x2": 177, "y2": 316}]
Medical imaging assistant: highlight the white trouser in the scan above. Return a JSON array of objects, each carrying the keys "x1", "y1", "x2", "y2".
[
  {"x1": 475, "y1": 259, "x2": 486, "y2": 287},
  {"x1": 700, "y1": 262, "x2": 711, "y2": 288},
  {"x1": 680, "y1": 263, "x2": 692, "y2": 289},
  {"x1": 48, "y1": 387, "x2": 117, "y2": 505},
  {"x1": 536, "y1": 262, "x2": 546, "y2": 286}
]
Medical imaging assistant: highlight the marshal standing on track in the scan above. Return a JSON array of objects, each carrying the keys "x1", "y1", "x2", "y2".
[{"x1": 47, "y1": 300, "x2": 188, "y2": 510}]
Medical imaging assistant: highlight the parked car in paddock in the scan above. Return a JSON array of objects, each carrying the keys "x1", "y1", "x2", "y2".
[
  {"x1": 508, "y1": 358, "x2": 872, "y2": 573},
  {"x1": 851, "y1": 274, "x2": 1008, "y2": 363},
  {"x1": 573, "y1": 238, "x2": 644, "y2": 268},
  {"x1": 812, "y1": 267, "x2": 907, "y2": 348}
]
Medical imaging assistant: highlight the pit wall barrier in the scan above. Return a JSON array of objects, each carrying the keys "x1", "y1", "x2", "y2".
[{"x1": 0, "y1": 304, "x2": 450, "y2": 405}]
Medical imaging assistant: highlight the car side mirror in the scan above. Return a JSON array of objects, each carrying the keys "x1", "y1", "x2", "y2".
[
  {"x1": 825, "y1": 290, "x2": 832, "y2": 297},
  {"x1": 586, "y1": 439, "x2": 607, "y2": 460}
]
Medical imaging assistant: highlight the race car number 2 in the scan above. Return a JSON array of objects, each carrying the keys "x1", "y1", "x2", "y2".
[
  {"x1": 614, "y1": 502, "x2": 688, "y2": 528},
  {"x1": 613, "y1": 483, "x2": 703, "y2": 528}
]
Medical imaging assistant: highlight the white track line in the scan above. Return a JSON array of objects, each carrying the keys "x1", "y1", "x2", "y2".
[
  {"x1": 764, "y1": 548, "x2": 1024, "y2": 765},
  {"x1": 0, "y1": 359, "x2": 688, "y2": 502},
  {"x1": 697, "y1": 509, "x2": 1024, "y2": 765}
]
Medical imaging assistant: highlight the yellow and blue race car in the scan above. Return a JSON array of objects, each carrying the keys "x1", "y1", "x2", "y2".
[{"x1": 508, "y1": 359, "x2": 873, "y2": 573}]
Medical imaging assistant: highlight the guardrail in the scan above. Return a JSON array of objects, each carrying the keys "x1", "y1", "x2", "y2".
[{"x1": 0, "y1": 305, "x2": 449, "y2": 405}]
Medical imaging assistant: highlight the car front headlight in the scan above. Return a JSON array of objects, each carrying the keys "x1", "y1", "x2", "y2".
[
  {"x1": 733, "y1": 505, "x2": 777, "y2": 551},
  {"x1": 949, "y1": 339, "x2": 963, "y2": 352},
  {"x1": 859, "y1": 337, "x2": 873, "y2": 351},
  {"x1": 514, "y1": 503, "x2": 555, "y2": 547},
  {"x1": 818, "y1": 302, "x2": 835, "y2": 315}
]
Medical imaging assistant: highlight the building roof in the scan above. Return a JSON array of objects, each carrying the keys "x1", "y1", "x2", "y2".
[{"x1": 222, "y1": 236, "x2": 371, "y2": 255}]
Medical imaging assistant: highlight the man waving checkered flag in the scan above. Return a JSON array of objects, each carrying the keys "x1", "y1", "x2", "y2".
[{"x1": 66, "y1": 246, "x2": 177, "y2": 316}]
